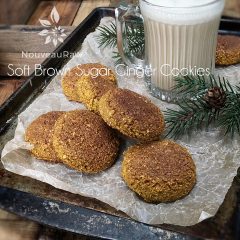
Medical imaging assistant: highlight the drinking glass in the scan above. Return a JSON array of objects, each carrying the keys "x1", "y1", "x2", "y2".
[{"x1": 115, "y1": 0, "x2": 225, "y2": 102}]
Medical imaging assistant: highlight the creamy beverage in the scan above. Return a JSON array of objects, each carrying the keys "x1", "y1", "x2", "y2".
[{"x1": 139, "y1": 0, "x2": 225, "y2": 99}]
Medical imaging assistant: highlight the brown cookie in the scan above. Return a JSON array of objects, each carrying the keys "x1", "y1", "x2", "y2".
[
  {"x1": 62, "y1": 63, "x2": 116, "y2": 102},
  {"x1": 25, "y1": 111, "x2": 64, "y2": 162},
  {"x1": 53, "y1": 110, "x2": 119, "y2": 173},
  {"x1": 76, "y1": 74, "x2": 117, "y2": 113},
  {"x1": 216, "y1": 35, "x2": 240, "y2": 65},
  {"x1": 122, "y1": 140, "x2": 196, "y2": 203},
  {"x1": 98, "y1": 88, "x2": 165, "y2": 142}
]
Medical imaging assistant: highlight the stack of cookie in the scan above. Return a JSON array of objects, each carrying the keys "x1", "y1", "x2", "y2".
[
  {"x1": 62, "y1": 63, "x2": 117, "y2": 113},
  {"x1": 25, "y1": 110, "x2": 119, "y2": 174},
  {"x1": 25, "y1": 63, "x2": 196, "y2": 203},
  {"x1": 62, "y1": 64, "x2": 165, "y2": 142}
]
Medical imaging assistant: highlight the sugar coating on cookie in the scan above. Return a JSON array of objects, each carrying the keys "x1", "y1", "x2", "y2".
[
  {"x1": 216, "y1": 35, "x2": 240, "y2": 65},
  {"x1": 53, "y1": 110, "x2": 119, "y2": 173},
  {"x1": 25, "y1": 111, "x2": 65, "y2": 162},
  {"x1": 62, "y1": 63, "x2": 116, "y2": 102},
  {"x1": 76, "y1": 74, "x2": 117, "y2": 113},
  {"x1": 98, "y1": 88, "x2": 165, "y2": 142},
  {"x1": 122, "y1": 140, "x2": 196, "y2": 203}
]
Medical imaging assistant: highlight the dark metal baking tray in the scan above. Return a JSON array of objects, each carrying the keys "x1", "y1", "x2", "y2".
[
  {"x1": 0, "y1": 7, "x2": 240, "y2": 240},
  {"x1": 219, "y1": 17, "x2": 240, "y2": 36}
]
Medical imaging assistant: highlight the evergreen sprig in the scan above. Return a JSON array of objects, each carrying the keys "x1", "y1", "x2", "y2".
[
  {"x1": 173, "y1": 75, "x2": 236, "y2": 99},
  {"x1": 96, "y1": 21, "x2": 144, "y2": 64},
  {"x1": 96, "y1": 22, "x2": 117, "y2": 49},
  {"x1": 217, "y1": 93, "x2": 240, "y2": 137},
  {"x1": 164, "y1": 100, "x2": 215, "y2": 139},
  {"x1": 165, "y1": 75, "x2": 240, "y2": 139},
  {"x1": 124, "y1": 22, "x2": 144, "y2": 57},
  {"x1": 174, "y1": 74, "x2": 209, "y2": 97}
]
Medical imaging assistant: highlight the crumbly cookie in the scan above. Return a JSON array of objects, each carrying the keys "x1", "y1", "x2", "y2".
[
  {"x1": 53, "y1": 110, "x2": 119, "y2": 173},
  {"x1": 98, "y1": 88, "x2": 165, "y2": 142},
  {"x1": 25, "y1": 111, "x2": 64, "y2": 162},
  {"x1": 76, "y1": 74, "x2": 117, "y2": 113},
  {"x1": 122, "y1": 140, "x2": 196, "y2": 203},
  {"x1": 216, "y1": 35, "x2": 240, "y2": 65},
  {"x1": 62, "y1": 63, "x2": 116, "y2": 102}
]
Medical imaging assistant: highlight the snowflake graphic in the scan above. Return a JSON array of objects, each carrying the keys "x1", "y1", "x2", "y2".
[{"x1": 38, "y1": 6, "x2": 67, "y2": 46}]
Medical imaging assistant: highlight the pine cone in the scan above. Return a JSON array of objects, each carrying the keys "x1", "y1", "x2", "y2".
[{"x1": 204, "y1": 87, "x2": 226, "y2": 109}]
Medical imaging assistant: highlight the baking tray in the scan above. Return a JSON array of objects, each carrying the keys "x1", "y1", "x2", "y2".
[{"x1": 0, "y1": 7, "x2": 240, "y2": 240}]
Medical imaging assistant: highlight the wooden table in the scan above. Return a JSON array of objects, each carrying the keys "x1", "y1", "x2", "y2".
[{"x1": 0, "y1": 0, "x2": 239, "y2": 239}]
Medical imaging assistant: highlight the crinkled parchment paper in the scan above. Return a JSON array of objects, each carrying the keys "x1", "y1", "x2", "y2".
[{"x1": 1, "y1": 17, "x2": 240, "y2": 226}]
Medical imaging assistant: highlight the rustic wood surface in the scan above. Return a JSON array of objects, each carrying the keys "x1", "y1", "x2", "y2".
[
  {"x1": 72, "y1": 0, "x2": 110, "y2": 26},
  {"x1": 0, "y1": 209, "x2": 39, "y2": 240},
  {"x1": 224, "y1": 0, "x2": 240, "y2": 18},
  {"x1": 27, "y1": 0, "x2": 81, "y2": 25},
  {"x1": 0, "y1": 52, "x2": 45, "y2": 77},
  {"x1": 0, "y1": 0, "x2": 41, "y2": 25},
  {"x1": 0, "y1": 0, "x2": 240, "y2": 239},
  {"x1": 0, "y1": 25, "x2": 73, "y2": 53},
  {"x1": 0, "y1": 79, "x2": 25, "y2": 106},
  {"x1": 0, "y1": 25, "x2": 74, "y2": 77}
]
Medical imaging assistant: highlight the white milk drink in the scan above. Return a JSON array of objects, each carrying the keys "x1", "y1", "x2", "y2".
[{"x1": 139, "y1": 0, "x2": 225, "y2": 92}]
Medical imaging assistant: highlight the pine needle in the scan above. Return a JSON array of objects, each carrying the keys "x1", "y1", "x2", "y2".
[
  {"x1": 217, "y1": 94, "x2": 240, "y2": 137},
  {"x1": 96, "y1": 22, "x2": 117, "y2": 49},
  {"x1": 165, "y1": 74, "x2": 240, "y2": 139},
  {"x1": 96, "y1": 21, "x2": 144, "y2": 64},
  {"x1": 164, "y1": 100, "x2": 214, "y2": 139}
]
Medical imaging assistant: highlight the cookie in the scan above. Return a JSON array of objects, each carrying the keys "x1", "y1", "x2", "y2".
[
  {"x1": 98, "y1": 88, "x2": 165, "y2": 142},
  {"x1": 122, "y1": 140, "x2": 196, "y2": 203},
  {"x1": 25, "y1": 111, "x2": 64, "y2": 162},
  {"x1": 53, "y1": 110, "x2": 119, "y2": 173},
  {"x1": 76, "y1": 74, "x2": 117, "y2": 113},
  {"x1": 62, "y1": 63, "x2": 116, "y2": 102},
  {"x1": 216, "y1": 35, "x2": 240, "y2": 65}
]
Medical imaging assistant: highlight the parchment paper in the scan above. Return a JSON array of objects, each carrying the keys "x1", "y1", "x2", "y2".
[{"x1": 1, "y1": 17, "x2": 240, "y2": 226}]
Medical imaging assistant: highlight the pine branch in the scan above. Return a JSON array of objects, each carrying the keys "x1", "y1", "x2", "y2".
[
  {"x1": 164, "y1": 99, "x2": 216, "y2": 139},
  {"x1": 112, "y1": 51, "x2": 124, "y2": 65},
  {"x1": 236, "y1": 85, "x2": 240, "y2": 94},
  {"x1": 165, "y1": 74, "x2": 240, "y2": 139},
  {"x1": 174, "y1": 74, "x2": 209, "y2": 96},
  {"x1": 96, "y1": 22, "x2": 117, "y2": 49},
  {"x1": 209, "y1": 75, "x2": 235, "y2": 94},
  {"x1": 125, "y1": 23, "x2": 144, "y2": 58},
  {"x1": 174, "y1": 74, "x2": 236, "y2": 99},
  {"x1": 96, "y1": 21, "x2": 144, "y2": 63},
  {"x1": 217, "y1": 94, "x2": 240, "y2": 137}
]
